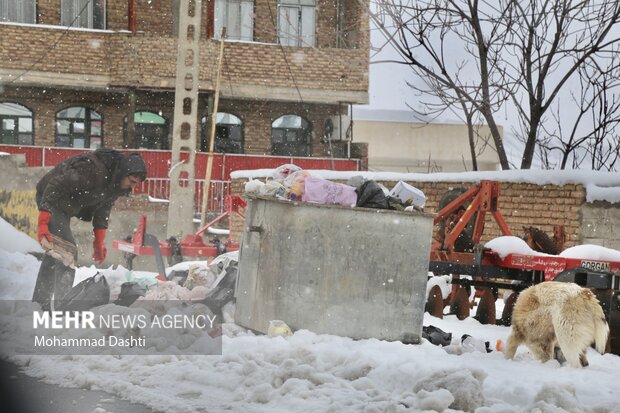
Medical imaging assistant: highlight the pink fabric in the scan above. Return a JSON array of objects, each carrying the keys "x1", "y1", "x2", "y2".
[{"x1": 301, "y1": 176, "x2": 357, "y2": 206}]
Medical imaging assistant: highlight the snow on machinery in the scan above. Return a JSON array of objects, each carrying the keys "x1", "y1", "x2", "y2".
[{"x1": 428, "y1": 180, "x2": 620, "y2": 355}]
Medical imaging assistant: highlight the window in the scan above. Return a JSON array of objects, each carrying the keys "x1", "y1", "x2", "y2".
[
  {"x1": 200, "y1": 112, "x2": 244, "y2": 153},
  {"x1": 214, "y1": 0, "x2": 253, "y2": 41},
  {"x1": 271, "y1": 114, "x2": 311, "y2": 156},
  {"x1": 127, "y1": 111, "x2": 169, "y2": 150},
  {"x1": 278, "y1": 0, "x2": 315, "y2": 47},
  {"x1": 56, "y1": 107, "x2": 102, "y2": 148},
  {"x1": 0, "y1": 0, "x2": 36, "y2": 23},
  {"x1": 0, "y1": 102, "x2": 34, "y2": 145},
  {"x1": 61, "y1": 0, "x2": 106, "y2": 29}
]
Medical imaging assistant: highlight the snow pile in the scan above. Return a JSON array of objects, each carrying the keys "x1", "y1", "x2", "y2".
[
  {"x1": 484, "y1": 235, "x2": 544, "y2": 258},
  {"x1": 0, "y1": 219, "x2": 620, "y2": 411},
  {"x1": 0, "y1": 216, "x2": 42, "y2": 254},
  {"x1": 426, "y1": 274, "x2": 451, "y2": 299},
  {"x1": 560, "y1": 244, "x2": 620, "y2": 261}
]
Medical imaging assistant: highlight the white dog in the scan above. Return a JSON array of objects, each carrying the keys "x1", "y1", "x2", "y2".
[{"x1": 505, "y1": 282, "x2": 609, "y2": 367}]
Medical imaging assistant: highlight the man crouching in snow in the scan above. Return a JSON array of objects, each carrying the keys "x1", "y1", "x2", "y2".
[{"x1": 33, "y1": 149, "x2": 147, "y2": 310}]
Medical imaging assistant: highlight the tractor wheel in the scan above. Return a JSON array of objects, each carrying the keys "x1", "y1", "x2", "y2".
[
  {"x1": 450, "y1": 286, "x2": 471, "y2": 320},
  {"x1": 425, "y1": 285, "x2": 444, "y2": 319},
  {"x1": 475, "y1": 288, "x2": 497, "y2": 325},
  {"x1": 497, "y1": 292, "x2": 519, "y2": 326}
]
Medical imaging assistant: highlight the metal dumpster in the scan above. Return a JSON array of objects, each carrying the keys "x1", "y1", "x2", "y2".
[{"x1": 235, "y1": 195, "x2": 434, "y2": 342}]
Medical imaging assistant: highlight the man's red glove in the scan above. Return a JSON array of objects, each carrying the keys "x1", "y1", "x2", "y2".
[
  {"x1": 93, "y1": 228, "x2": 107, "y2": 263},
  {"x1": 37, "y1": 210, "x2": 52, "y2": 244}
]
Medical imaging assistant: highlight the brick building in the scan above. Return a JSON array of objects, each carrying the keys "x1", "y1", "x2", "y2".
[{"x1": 0, "y1": 0, "x2": 369, "y2": 158}]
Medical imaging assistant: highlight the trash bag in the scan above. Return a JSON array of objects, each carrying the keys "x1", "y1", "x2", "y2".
[
  {"x1": 422, "y1": 325, "x2": 452, "y2": 347},
  {"x1": 58, "y1": 273, "x2": 110, "y2": 311},
  {"x1": 356, "y1": 180, "x2": 405, "y2": 210},
  {"x1": 202, "y1": 264, "x2": 238, "y2": 313},
  {"x1": 461, "y1": 334, "x2": 492, "y2": 353},
  {"x1": 302, "y1": 176, "x2": 357, "y2": 206},
  {"x1": 114, "y1": 281, "x2": 147, "y2": 307},
  {"x1": 356, "y1": 180, "x2": 389, "y2": 208}
]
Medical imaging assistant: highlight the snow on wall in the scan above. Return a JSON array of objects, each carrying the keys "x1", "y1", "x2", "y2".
[{"x1": 230, "y1": 168, "x2": 620, "y2": 250}]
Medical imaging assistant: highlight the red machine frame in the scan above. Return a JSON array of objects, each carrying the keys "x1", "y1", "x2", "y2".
[
  {"x1": 427, "y1": 180, "x2": 620, "y2": 354},
  {"x1": 112, "y1": 195, "x2": 246, "y2": 272}
]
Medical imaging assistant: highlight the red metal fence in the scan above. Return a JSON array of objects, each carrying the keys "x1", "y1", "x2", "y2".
[
  {"x1": 0, "y1": 145, "x2": 360, "y2": 179},
  {"x1": 0, "y1": 145, "x2": 360, "y2": 213}
]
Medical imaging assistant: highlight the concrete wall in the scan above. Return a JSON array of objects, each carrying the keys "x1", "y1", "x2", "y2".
[
  {"x1": 581, "y1": 202, "x2": 620, "y2": 250},
  {"x1": 352, "y1": 120, "x2": 502, "y2": 172}
]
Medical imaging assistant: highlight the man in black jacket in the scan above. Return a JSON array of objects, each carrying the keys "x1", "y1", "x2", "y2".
[{"x1": 33, "y1": 149, "x2": 147, "y2": 310}]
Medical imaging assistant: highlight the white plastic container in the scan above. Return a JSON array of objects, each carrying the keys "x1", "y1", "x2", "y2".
[{"x1": 389, "y1": 181, "x2": 427, "y2": 208}]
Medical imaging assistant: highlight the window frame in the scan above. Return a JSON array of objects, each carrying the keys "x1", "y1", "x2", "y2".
[
  {"x1": 0, "y1": 0, "x2": 36, "y2": 24},
  {"x1": 214, "y1": 0, "x2": 254, "y2": 41},
  {"x1": 60, "y1": 0, "x2": 106, "y2": 30},
  {"x1": 126, "y1": 111, "x2": 170, "y2": 150},
  {"x1": 277, "y1": 0, "x2": 315, "y2": 47},
  {"x1": 271, "y1": 114, "x2": 312, "y2": 156},
  {"x1": 200, "y1": 112, "x2": 245, "y2": 154},
  {"x1": 0, "y1": 102, "x2": 34, "y2": 145},
  {"x1": 55, "y1": 106, "x2": 103, "y2": 149}
]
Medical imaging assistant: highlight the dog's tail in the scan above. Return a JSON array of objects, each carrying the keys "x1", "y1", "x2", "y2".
[
  {"x1": 593, "y1": 316, "x2": 610, "y2": 354},
  {"x1": 582, "y1": 289, "x2": 609, "y2": 354}
]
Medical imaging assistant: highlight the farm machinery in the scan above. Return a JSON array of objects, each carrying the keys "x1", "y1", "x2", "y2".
[
  {"x1": 428, "y1": 180, "x2": 620, "y2": 355},
  {"x1": 112, "y1": 195, "x2": 246, "y2": 277}
]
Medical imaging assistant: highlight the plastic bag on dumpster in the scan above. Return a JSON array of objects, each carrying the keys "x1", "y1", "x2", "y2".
[
  {"x1": 283, "y1": 170, "x2": 311, "y2": 200},
  {"x1": 273, "y1": 164, "x2": 302, "y2": 180},
  {"x1": 355, "y1": 180, "x2": 386, "y2": 208},
  {"x1": 356, "y1": 180, "x2": 405, "y2": 210},
  {"x1": 58, "y1": 273, "x2": 110, "y2": 311},
  {"x1": 302, "y1": 176, "x2": 357, "y2": 206}
]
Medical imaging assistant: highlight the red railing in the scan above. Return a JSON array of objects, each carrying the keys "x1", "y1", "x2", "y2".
[
  {"x1": 0, "y1": 145, "x2": 360, "y2": 213},
  {"x1": 0, "y1": 145, "x2": 360, "y2": 180}
]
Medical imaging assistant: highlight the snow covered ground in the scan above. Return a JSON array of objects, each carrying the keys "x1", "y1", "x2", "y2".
[{"x1": 1, "y1": 216, "x2": 620, "y2": 412}]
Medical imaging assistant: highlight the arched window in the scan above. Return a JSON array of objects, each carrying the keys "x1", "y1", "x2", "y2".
[
  {"x1": 278, "y1": 0, "x2": 315, "y2": 47},
  {"x1": 130, "y1": 111, "x2": 169, "y2": 150},
  {"x1": 200, "y1": 112, "x2": 244, "y2": 153},
  {"x1": 56, "y1": 106, "x2": 102, "y2": 148},
  {"x1": 0, "y1": 102, "x2": 34, "y2": 145},
  {"x1": 271, "y1": 114, "x2": 311, "y2": 156}
]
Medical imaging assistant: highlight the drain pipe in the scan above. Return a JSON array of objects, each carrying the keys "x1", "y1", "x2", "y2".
[{"x1": 128, "y1": 0, "x2": 137, "y2": 33}]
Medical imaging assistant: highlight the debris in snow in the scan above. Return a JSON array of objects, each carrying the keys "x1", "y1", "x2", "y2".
[{"x1": 267, "y1": 320, "x2": 293, "y2": 337}]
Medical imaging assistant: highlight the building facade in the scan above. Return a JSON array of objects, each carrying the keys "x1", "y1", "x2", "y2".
[
  {"x1": 0, "y1": 0, "x2": 369, "y2": 157},
  {"x1": 352, "y1": 109, "x2": 502, "y2": 172}
]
